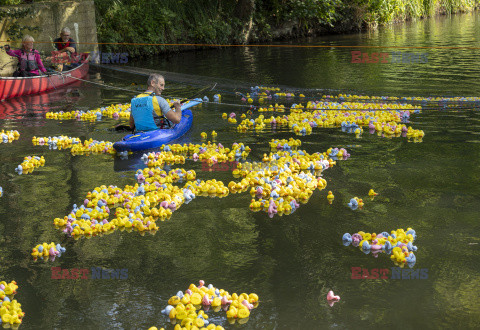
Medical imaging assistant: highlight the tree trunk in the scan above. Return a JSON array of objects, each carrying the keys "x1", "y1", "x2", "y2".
[{"x1": 234, "y1": 0, "x2": 255, "y2": 44}]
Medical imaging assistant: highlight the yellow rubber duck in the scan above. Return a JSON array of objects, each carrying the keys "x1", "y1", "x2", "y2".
[
  {"x1": 368, "y1": 189, "x2": 378, "y2": 197},
  {"x1": 355, "y1": 198, "x2": 364, "y2": 208},
  {"x1": 327, "y1": 191, "x2": 335, "y2": 204}
]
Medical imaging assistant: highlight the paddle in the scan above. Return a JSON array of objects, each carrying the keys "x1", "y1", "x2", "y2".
[{"x1": 114, "y1": 83, "x2": 216, "y2": 132}]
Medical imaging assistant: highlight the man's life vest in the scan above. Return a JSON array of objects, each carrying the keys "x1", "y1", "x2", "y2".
[
  {"x1": 18, "y1": 50, "x2": 38, "y2": 72},
  {"x1": 131, "y1": 92, "x2": 162, "y2": 132},
  {"x1": 57, "y1": 40, "x2": 71, "y2": 51}
]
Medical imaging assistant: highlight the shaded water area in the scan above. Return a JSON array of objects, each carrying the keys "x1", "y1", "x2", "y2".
[{"x1": 0, "y1": 12, "x2": 480, "y2": 329}]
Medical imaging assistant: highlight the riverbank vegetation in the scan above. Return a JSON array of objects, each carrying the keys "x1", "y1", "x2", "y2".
[
  {"x1": 93, "y1": 0, "x2": 479, "y2": 56},
  {"x1": 2, "y1": 0, "x2": 479, "y2": 56}
]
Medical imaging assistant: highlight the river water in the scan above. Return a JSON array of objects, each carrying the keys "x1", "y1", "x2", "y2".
[{"x1": 0, "y1": 12, "x2": 479, "y2": 330}]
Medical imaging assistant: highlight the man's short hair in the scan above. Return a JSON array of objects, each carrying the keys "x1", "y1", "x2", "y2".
[
  {"x1": 61, "y1": 27, "x2": 71, "y2": 35},
  {"x1": 148, "y1": 73, "x2": 164, "y2": 87}
]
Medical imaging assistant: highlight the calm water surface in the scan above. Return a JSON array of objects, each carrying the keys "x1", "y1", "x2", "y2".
[{"x1": 0, "y1": 12, "x2": 479, "y2": 330}]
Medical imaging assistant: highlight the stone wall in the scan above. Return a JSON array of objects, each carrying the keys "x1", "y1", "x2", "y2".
[{"x1": 0, "y1": 0, "x2": 98, "y2": 76}]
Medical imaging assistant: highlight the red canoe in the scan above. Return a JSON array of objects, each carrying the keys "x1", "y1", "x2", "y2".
[{"x1": 0, "y1": 58, "x2": 89, "y2": 101}]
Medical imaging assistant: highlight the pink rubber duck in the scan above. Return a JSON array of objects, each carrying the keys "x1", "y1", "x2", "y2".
[
  {"x1": 229, "y1": 112, "x2": 236, "y2": 118},
  {"x1": 168, "y1": 201, "x2": 177, "y2": 211},
  {"x1": 242, "y1": 299, "x2": 253, "y2": 310},
  {"x1": 198, "y1": 280, "x2": 205, "y2": 288},
  {"x1": 268, "y1": 199, "x2": 277, "y2": 218},
  {"x1": 49, "y1": 247, "x2": 59, "y2": 256},
  {"x1": 327, "y1": 290, "x2": 340, "y2": 307},
  {"x1": 64, "y1": 224, "x2": 73, "y2": 234},
  {"x1": 221, "y1": 295, "x2": 232, "y2": 306},
  {"x1": 370, "y1": 239, "x2": 382, "y2": 251},
  {"x1": 160, "y1": 201, "x2": 169, "y2": 209},
  {"x1": 202, "y1": 294, "x2": 212, "y2": 306},
  {"x1": 137, "y1": 174, "x2": 145, "y2": 183}
]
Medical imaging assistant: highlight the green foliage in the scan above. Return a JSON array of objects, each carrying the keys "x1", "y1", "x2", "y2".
[
  {"x1": 93, "y1": 0, "x2": 480, "y2": 57},
  {"x1": 190, "y1": 19, "x2": 234, "y2": 44},
  {"x1": 0, "y1": 0, "x2": 23, "y2": 5},
  {"x1": 280, "y1": 0, "x2": 338, "y2": 28},
  {"x1": 253, "y1": 12, "x2": 273, "y2": 41},
  {"x1": 0, "y1": 0, "x2": 44, "y2": 4},
  {"x1": 344, "y1": 0, "x2": 479, "y2": 27},
  {"x1": 0, "y1": 7, "x2": 40, "y2": 40},
  {"x1": 441, "y1": 0, "x2": 478, "y2": 13},
  {"x1": 95, "y1": 0, "x2": 241, "y2": 56}
]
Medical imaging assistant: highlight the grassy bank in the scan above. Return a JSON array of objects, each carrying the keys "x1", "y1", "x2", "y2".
[{"x1": 91, "y1": 0, "x2": 479, "y2": 56}]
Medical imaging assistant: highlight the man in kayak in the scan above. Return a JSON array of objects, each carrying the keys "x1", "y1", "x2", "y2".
[
  {"x1": 129, "y1": 74, "x2": 182, "y2": 131},
  {"x1": 4, "y1": 35, "x2": 48, "y2": 77}
]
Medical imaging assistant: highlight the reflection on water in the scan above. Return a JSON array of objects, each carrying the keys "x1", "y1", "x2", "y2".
[
  {"x1": 131, "y1": 12, "x2": 480, "y2": 97},
  {"x1": 0, "y1": 82, "x2": 84, "y2": 121},
  {"x1": 0, "y1": 12, "x2": 479, "y2": 330}
]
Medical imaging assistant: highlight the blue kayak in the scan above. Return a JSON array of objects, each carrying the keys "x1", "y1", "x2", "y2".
[{"x1": 113, "y1": 99, "x2": 201, "y2": 152}]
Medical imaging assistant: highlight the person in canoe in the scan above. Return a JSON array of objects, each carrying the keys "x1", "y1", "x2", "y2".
[
  {"x1": 4, "y1": 35, "x2": 48, "y2": 77},
  {"x1": 51, "y1": 27, "x2": 81, "y2": 71},
  {"x1": 129, "y1": 74, "x2": 182, "y2": 132},
  {"x1": 53, "y1": 27, "x2": 77, "y2": 54}
]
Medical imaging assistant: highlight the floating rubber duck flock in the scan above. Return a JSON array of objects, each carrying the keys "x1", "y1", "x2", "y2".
[
  {"x1": 159, "y1": 280, "x2": 258, "y2": 328},
  {"x1": 15, "y1": 156, "x2": 45, "y2": 175},
  {"x1": 31, "y1": 242, "x2": 66, "y2": 262},
  {"x1": 0, "y1": 281, "x2": 24, "y2": 326},
  {"x1": 51, "y1": 140, "x2": 341, "y2": 239},
  {"x1": 0, "y1": 130, "x2": 20, "y2": 144},
  {"x1": 4, "y1": 84, "x2": 471, "y2": 326},
  {"x1": 343, "y1": 228, "x2": 418, "y2": 267}
]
